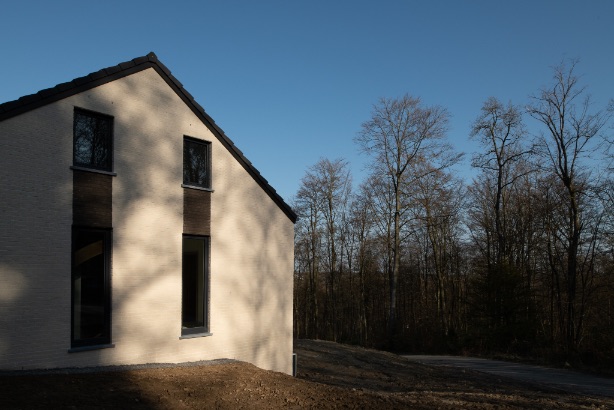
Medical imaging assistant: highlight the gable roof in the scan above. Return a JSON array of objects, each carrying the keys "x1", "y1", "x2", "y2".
[{"x1": 0, "y1": 52, "x2": 297, "y2": 223}]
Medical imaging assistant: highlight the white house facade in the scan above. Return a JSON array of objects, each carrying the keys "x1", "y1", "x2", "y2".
[{"x1": 0, "y1": 53, "x2": 296, "y2": 374}]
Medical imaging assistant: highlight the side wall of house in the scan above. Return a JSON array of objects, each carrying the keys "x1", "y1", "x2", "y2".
[{"x1": 0, "y1": 68, "x2": 294, "y2": 374}]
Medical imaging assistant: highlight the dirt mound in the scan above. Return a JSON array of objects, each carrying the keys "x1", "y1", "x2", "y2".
[{"x1": 0, "y1": 340, "x2": 611, "y2": 409}]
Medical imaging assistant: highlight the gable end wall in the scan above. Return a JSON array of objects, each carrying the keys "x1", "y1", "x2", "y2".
[{"x1": 0, "y1": 68, "x2": 294, "y2": 374}]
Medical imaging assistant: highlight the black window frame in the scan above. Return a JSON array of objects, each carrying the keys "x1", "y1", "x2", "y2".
[
  {"x1": 183, "y1": 136, "x2": 212, "y2": 190},
  {"x1": 71, "y1": 227, "x2": 112, "y2": 348},
  {"x1": 181, "y1": 235, "x2": 210, "y2": 336},
  {"x1": 73, "y1": 108, "x2": 114, "y2": 172}
]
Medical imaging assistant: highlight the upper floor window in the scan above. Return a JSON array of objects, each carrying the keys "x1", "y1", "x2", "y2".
[
  {"x1": 73, "y1": 109, "x2": 113, "y2": 172},
  {"x1": 183, "y1": 136, "x2": 211, "y2": 189}
]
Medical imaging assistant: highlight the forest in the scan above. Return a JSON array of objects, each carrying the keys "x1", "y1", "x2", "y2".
[{"x1": 292, "y1": 59, "x2": 614, "y2": 369}]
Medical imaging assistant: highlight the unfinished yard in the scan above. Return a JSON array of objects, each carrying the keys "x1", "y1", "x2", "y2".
[{"x1": 0, "y1": 339, "x2": 612, "y2": 409}]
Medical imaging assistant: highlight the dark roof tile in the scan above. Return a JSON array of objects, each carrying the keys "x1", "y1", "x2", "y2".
[
  {"x1": 104, "y1": 65, "x2": 121, "y2": 75},
  {"x1": 18, "y1": 94, "x2": 38, "y2": 104},
  {"x1": 72, "y1": 76, "x2": 91, "y2": 87},
  {"x1": 36, "y1": 87, "x2": 57, "y2": 99},
  {"x1": 182, "y1": 88, "x2": 195, "y2": 100},
  {"x1": 157, "y1": 63, "x2": 172, "y2": 76},
  {"x1": 191, "y1": 100, "x2": 205, "y2": 113},
  {"x1": 132, "y1": 56, "x2": 149, "y2": 65},
  {"x1": 1, "y1": 100, "x2": 20, "y2": 111},
  {"x1": 168, "y1": 75, "x2": 184, "y2": 89},
  {"x1": 88, "y1": 69, "x2": 108, "y2": 81},
  {"x1": 54, "y1": 81, "x2": 74, "y2": 92},
  {"x1": 118, "y1": 61, "x2": 135, "y2": 70}
]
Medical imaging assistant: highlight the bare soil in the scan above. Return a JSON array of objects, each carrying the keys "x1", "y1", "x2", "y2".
[{"x1": 0, "y1": 339, "x2": 612, "y2": 409}]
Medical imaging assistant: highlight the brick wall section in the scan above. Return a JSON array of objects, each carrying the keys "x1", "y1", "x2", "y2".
[
  {"x1": 0, "y1": 102, "x2": 73, "y2": 370},
  {"x1": 183, "y1": 188, "x2": 211, "y2": 235},
  {"x1": 73, "y1": 170, "x2": 113, "y2": 227},
  {"x1": 0, "y1": 67, "x2": 294, "y2": 374}
]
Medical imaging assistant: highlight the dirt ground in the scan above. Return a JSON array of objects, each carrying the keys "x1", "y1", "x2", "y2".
[{"x1": 0, "y1": 339, "x2": 612, "y2": 409}]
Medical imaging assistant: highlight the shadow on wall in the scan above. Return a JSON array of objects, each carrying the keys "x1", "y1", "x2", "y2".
[
  {"x1": 107, "y1": 73, "x2": 185, "y2": 364},
  {"x1": 0, "y1": 263, "x2": 32, "y2": 366},
  {"x1": 213, "y1": 157, "x2": 293, "y2": 373},
  {"x1": 0, "y1": 98, "x2": 74, "y2": 369},
  {"x1": 0, "y1": 67, "x2": 294, "y2": 377},
  {"x1": 0, "y1": 72, "x2": 184, "y2": 369}
]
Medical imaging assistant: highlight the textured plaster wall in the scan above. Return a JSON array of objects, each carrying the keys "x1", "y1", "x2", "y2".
[{"x1": 0, "y1": 68, "x2": 294, "y2": 374}]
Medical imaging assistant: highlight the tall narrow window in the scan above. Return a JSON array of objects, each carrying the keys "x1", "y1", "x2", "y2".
[
  {"x1": 183, "y1": 136, "x2": 211, "y2": 189},
  {"x1": 74, "y1": 109, "x2": 113, "y2": 172},
  {"x1": 182, "y1": 236, "x2": 209, "y2": 335},
  {"x1": 72, "y1": 228, "x2": 111, "y2": 347}
]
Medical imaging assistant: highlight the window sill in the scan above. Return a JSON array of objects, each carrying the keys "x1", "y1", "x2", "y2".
[
  {"x1": 68, "y1": 343, "x2": 115, "y2": 353},
  {"x1": 179, "y1": 332, "x2": 213, "y2": 340},
  {"x1": 70, "y1": 166, "x2": 117, "y2": 177},
  {"x1": 182, "y1": 184, "x2": 214, "y2": 192}
]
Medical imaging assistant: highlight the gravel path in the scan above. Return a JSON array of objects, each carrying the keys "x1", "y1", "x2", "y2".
[{"x1": 403, "y1": 355, "x2": 614, "y2": 398}]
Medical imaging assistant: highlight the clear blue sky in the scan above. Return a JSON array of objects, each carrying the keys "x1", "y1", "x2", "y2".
[{"x1": 1, "y1": 1, "x2": 612, "y2": 202}]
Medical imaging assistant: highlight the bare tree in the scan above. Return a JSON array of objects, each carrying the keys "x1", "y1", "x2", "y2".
[
  {"x1": 313, "y1": 158, "x2": 352, "y2": 340},
  {"x1": 347, "y1": 183, "x2": 378, "y2": 344},
  {"x1": 355, "y1": 95, "x2": 460, "y2": 345},
  {"x1": 527, "y1": 59, "x2": 612, "y2": 353},
  {"x1": 412, "y1": 161, "x2": 465, "y2": 338},
  {"x1": 294, "y1": 158, "x2": 352, "y2": 340},
  {"x1": 470, "y1": 97, "x2": 530, "y2": 266},
  {"x1": 294, "y1": 171, "x2": 323, "y2": 339}
]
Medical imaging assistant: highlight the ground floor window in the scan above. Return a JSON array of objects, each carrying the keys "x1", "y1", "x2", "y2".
[
  {"x1": 182, "y1": 236, "x2": 210, "y2": 335},
  {"x1": 72, "y1": 228, "x2": 111, "y2": 347}
]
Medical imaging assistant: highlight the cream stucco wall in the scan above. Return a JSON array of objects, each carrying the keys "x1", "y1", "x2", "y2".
[{"x1": 0, "y1": 68, "x2": 294, "y2": 374}]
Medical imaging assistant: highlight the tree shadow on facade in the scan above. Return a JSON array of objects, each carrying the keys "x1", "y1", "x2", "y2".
[{"x1": 0, "y1": 59, "x2": 295, "y2": 410}]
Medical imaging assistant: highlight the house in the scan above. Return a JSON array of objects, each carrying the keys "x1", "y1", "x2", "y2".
[{"x1": 0, "y1": 52, "x2": 297, "y2": 374}]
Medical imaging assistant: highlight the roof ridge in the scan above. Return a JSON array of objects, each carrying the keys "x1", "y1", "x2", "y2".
[{"x1": 0, "y1": 52, "x2": 296, "y2": 223}]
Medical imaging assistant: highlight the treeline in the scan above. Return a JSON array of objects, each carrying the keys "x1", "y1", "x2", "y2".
[{"x1": 292, "y1": 59, "x2": 614, "y2": 365}]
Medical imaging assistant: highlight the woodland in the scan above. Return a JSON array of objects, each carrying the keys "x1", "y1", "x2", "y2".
[{"x1": 292, "y1": 59, "x2": 614, "y2": 370}]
